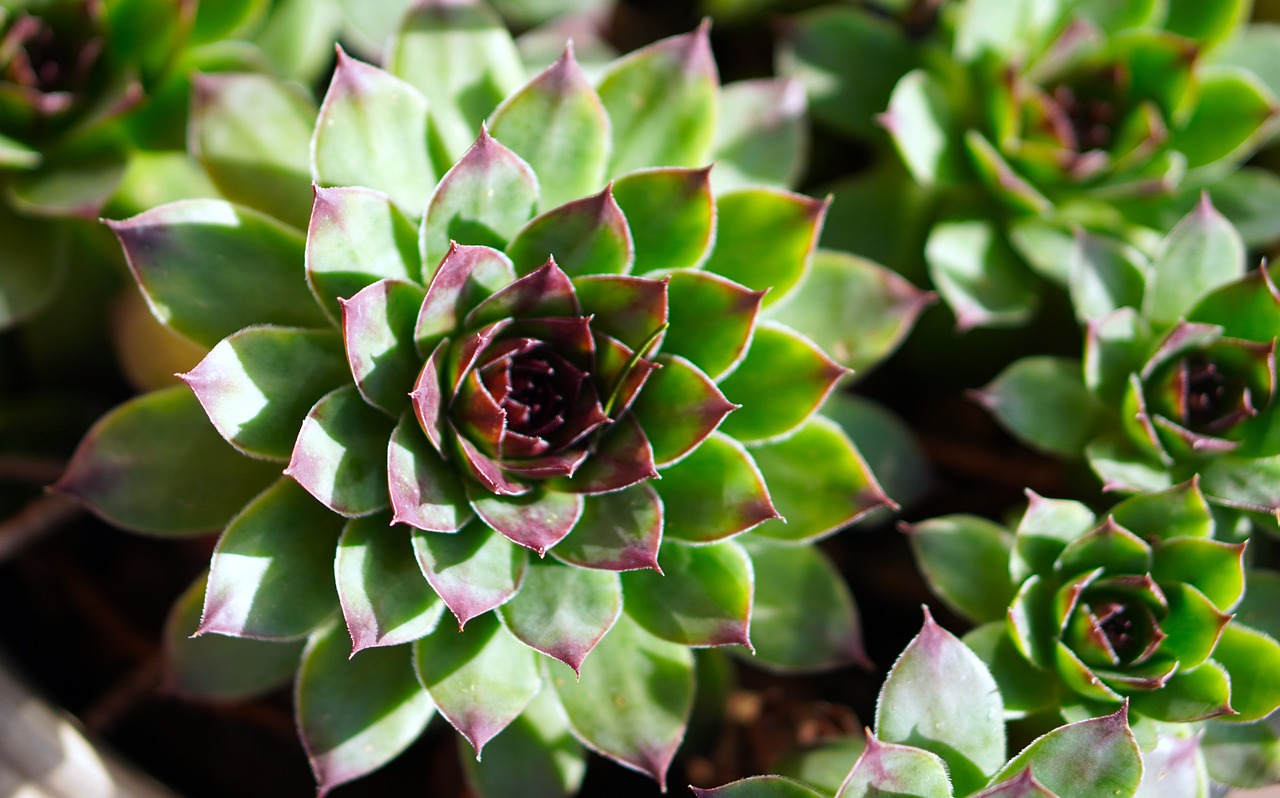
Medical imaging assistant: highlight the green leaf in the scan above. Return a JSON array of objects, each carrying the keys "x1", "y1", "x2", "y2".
[
  {"x1": 763, "y1": 249, "x2": 932, "y2": 373},
  {"x1": 551, "y1": 613, "x2": 694, "y2": 789},
  {"x1": 412, "y1": 522, "x2": 526, "y2": 627},
  {"x1": 505, "y1": 186, "x2": 634, "y2": 277},
  {"x1": 1211, "y1": 622, "x2": 1280, "y2": 721},
  {"x1": 0, "y1": 131, "x2": 40, "y2": 169},
  {"x1": 489, "y1": 45, "x2": 610, "y2": 211},
  {"x1": 200, "y1": 477, "x2": 342, "y2": 640},
  {"x1": 297, "y1": 619, "x2": 434, "y2": 794},
  {"x1": 701, "y1": 188, "x2": 827, "y2": 309},
  {"x1": 976, "y1": 357, "x2": 1102, "y2": 457},
  {"x1": 0, "y1": 207, "x2": 66, "y2": 329},
  {"x1": 342, "y1": 279, "x2": 426, "y2": 416},
  {"x1": 660, "y1": 270, "x2": 764, "y2": 381},
  {"x1": 993, "y1": 707, "x2": 1142, "y2": 797},
  {"x1": 498, "y1": 558, "x2": 621, "y2": 674},
  {"x1": 111, "y1": 200, "x2": 327, "y2": 348},
  {"x1": 183, "y1": 327, "x2": 348, "y2": 461},
  {"x1": 1143, "y1": 195, "x2": 1246, "y2": 325},
  {"x1": 1068, "y1": 231, "x2": 1148, "y2": 323},
  {"x1": 774, "y1": 737, "x2": 867, "y2": 797},
  {"x1": 741, "y1": 539, "x2": 868, "y2": 673},
  {"x1": 964, "y1": 622, "x2": 1060, "y2": 718},
  {"x1": 414, "y1": 613, "x2": 541, "y2": 756},
  {"x1": 655, "y1": 432, "x2": 778, "y2": 544},
  {"x1": 711, "y1": 78, "x2": 807, "y2": 192},
  {"x1": 1197, "y1": 453, "x2": 1280, "y2": 514},
  {"x1": 718, "y1": 322, "x2": 847, "y2": 444},
  {"x1": 1152, "y1": 537, "x2": 1245, "y2": 609},
  {"x1": 251, "y1": 0, "x2": 344, "y2": 83},
  {"x1": 905, "y1": 515, "x2": 1015, "y2": 625},
  {"x1": 1188, "y1": 264, "x2": 1280, "y2": 342},
  {"x1": 631, "y1": 354, "x2": 736, "y2": 466},
  {"x1": 952, "y1": 0, "x2": 1058, "y2": 61},
  {"x1": 598, "y1": 25, "x2": 718, "y2": 176},
  {"x1": 421, "y1": 128, "x2": 538, "y2": 269},
  {"x1": 964, "y1": 130, "x2": 1051, "y2": 216},
  {"x1": 883, "y1": 69, "x2": 962, "y2": 186},
  {"x1": 1011, "y1": 493, "x2": 1097, "y2": 583},
  {"x1": 748, "y1": 415, "x2": 892, "y2": 543},
  {"x1": 1170, "y1": 66, "x2": 1276, "y2": 170},
  {"x1": 1235, "y1": 569, "x2": 1280, "y2": 640},
  {"x1": 312, "y1": 49, "x2": 435, "y2": 217},
  {"x1": 1127, "y1": 660, "x2": 1233, "y2": 722},
  {"x1": 306, "y1": 186, "x2": 421, "y2": 323},
  {"x1": 461, "y1": 686, "x2": 587, "y2": 798},
  {"x1": 925, "y1": 218, "x2": 1038, "y2": 330},
  {"x1": 285, "y1": 385, "x2": 396, "y2": 517},
  {"x1": 552, "y1": 483, "x2": 663, "y2": 572},
  {"x1": 163, "y1": 572, "x2": 303, "y2": 700},
  {"x1": 820, "y1": 393, "x2": 931, "y2": 514},
  {"x1": 623, "y1": 539, "x2": 754, "y2": 649},
  {"x1": 837, "y1": 736, "x2": 952, "y2": 798},
  {"x1": 336, "y1": 514, "x2": 445, "y2": 654},
  {"x1": 612, "y1": 167, "x2": 715, "y2": 274},
  {"x1": 56, "y1": 387, "x2": 280, "y2": 535},
  {"x1": 1206, "y1": 166, "x2": 1280, "y2": 248},
  {"x1": 971, "y1": 770, "x2": 1056, "y2": 798},
  {"x1": 877, "y1": 609, "x2": 1005, "y2": 795},
  {"x1": 388, "y1": 0, "x2": 526, "y2": 167},
  {"x1": 1201, "y1": 719, "x2": 1280, "y2": 789},
  {"x1": 693, "y1": 776, "x2": 826, "y2": 798},
  {"x1": 189, "y1": 73, "x2": 316, "y2": 230}
]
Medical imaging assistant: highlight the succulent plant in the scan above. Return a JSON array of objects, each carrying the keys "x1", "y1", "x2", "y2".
[
  {"x1": 906, "y1": 480, "x2": 1280, "y2": 792},
  {"x1": 694, "y1": 611, "x2": 1163, "y2": 798},
  {"x1": 53, "y1": 3, "x2": 909, "y2": 794},
  {"x1": 977, "y1": 197, "x2": 1280, "y2": 519}
]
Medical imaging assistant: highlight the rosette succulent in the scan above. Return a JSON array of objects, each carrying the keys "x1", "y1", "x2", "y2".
[
  {"x1": 907, "y1": 480, "x2": 1280, "y2": 791},
  {"x1": 977, "y1": 198, "x2": 1280, "y2": 519},
  {"x1": 55, "y1": 3, "x2": 903, "y2": 794}
]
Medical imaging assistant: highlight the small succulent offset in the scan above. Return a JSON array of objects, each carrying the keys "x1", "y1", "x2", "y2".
[
  {"x1": 695, "y1": 612, "x2": 1164, "y2": 798},
  {"x1": 56, "y1": 2, "x2": 898, "y2": 795},
  {"x1": 908, "y1": 481, "x2": 1280, "y2": 793},
  {"x1": 977, "y1": 198, "x2": 1280, "y2": 520}
]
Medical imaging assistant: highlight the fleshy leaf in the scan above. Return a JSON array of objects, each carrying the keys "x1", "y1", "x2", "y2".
[
  {"x1": 876, "y1": 609, "x2": 1005, "y2": 795},
  {"x1": 461, "y1": 683, "x2": 587, "y2": 798},
  {"x1": 970, "y1": 770, "x2": 1055, "y2": 798},
  {"x1": 1068, "y1": 231, "x2": 1148, "y2": 324},
  {"x1": 963, "y1": 130, "x2": 1050, "y2": 215},
  {"x1": 189, "y1": 72, "x2": 316, "y2": 230},
  {"x1": 1151, "y1": 538, "x2": 1246, "y2": 610},
  {"x1": 1197, "y1": 454, "x2": 1280, "y2": 514},
  {"x1": 660, "y1": 270, "x2": 764, "y2": 381},
  {"x1": 1188, "y1": 264, "x2": 1280, "y2": 342},
  {"x1": 342, "y1": 279, "x2": 426, "y2": 415},
  {"x1": 551, "y1": 613, "x2": 694, "y2": 789},
  {"x1": 718, "y1": 322, "x2": 848, "y2": 444},
  {"x1": 631, "y1": 354, "x2": 737, "y2": 466},
  {"x1": 572, "y1": 274, "x2": 669, "y2": 353},
  {"x1": 1201, "y1": 719, "x2": 1280, "y2": 789},
  {"x1": 552, "y1": 414, "x2": 658, "y2": 495},
  {"x1": 1011, "y1": 493, "x2": 1097, "y2": 583},
  {"x1": 413, "y1": 612, "x2": 541, "y2": 756},
  {"x1": 963, "y1": 622, "x2": 1060, "y2": 718},
  {"x1": 505, "y1": 185, "x2": 634, "y2": 277},
  {"x1": 741, "y1": 539, "x2": 869, "y2": 672},
  {"x1": 622, "y1": 539, "x2": 754, "y2": 650},
  {"x1": 467, "y1": 484, "x2": 585, "y2": 556},
  {"x1": 597, "y1": 24, "x2": 718, "y2": 175},
  {"x1": 286, "y1": 385, "x2": 395, "y2": 517},
  {"x1": 553, "y1": 483, "x2": 663, "y2": 572},
  {"x1": 655, "y1": 432, "x2": 778, "y2": 544},
  {"x1": 904, "y1": 515, "x2": 1016, "y2": 625},
  {"x1": 1210, "y1": 622, "x2": 1280, "y2": 721},
  {"x1": 882, "y1": 69, "x2": 962, "y2": 186},
  {"x1": 1134, "y1": 735, "x2": 1207, "y2": 798},
  {"x1": 387, "y1": 413, "x2": 474, "y2": 532},
  {"x1": 749, "y1": 415, "x2": 893, "y2": 543},
  {"x1": 1167, "y1": 66, "x2": 1277, "y2": 171},
  {"x1": 498, "y1": 557, "x2": 622, "y2": 674},
  {"x1": 306, "y1": 186, "x2": 421, "y2": 322},
  {"x1": 111, "y1": 200, "x2": 326, "y2": 348},
  {"x1": 926, "y1": 218, "x2": 1038, "y2": 331},
  {"x1": 0, "y1": 208, "x2": 66, "y2": 329},
  {"x1": 163, "y1": 572, "x2": 304, "y2": 700},
  {"x1": 411, "y1": 521, "x2": 526, "y2": 627},
  {"x1": 200, "y1": 478, "x2": 343, "y2": 640},
  {"x1": 711, "y1": 77, "x2": 807, "y2": 192},
  {"x1": 422, "y1": 128, "x2": 539, "y2": 270},
  {"x1": 183, "y1": 327, "x2": 349, "y2": 460},
  {"x1": 312, "y1": 48, "x2": 435, "y2": 216},
  {"x1": 992, "y1": 707, "x2": 1142, "y2": 797},
  {"x1": 489, "y1": 44, "x2": 610, "y2": 211},
  {"x1": 1126, "y1": 660, "x2": 1233, "y2": 722},
  {"x1": 836, "y1": 735, "x2": 952, "y2": 798},
  {"x1": 416, "y1": 243, "x2": 516, "y2": 352},
  {"x1": 1110, "y1": 479, "x2": 1213, "y2": 541},
  {"x1": 701, "y1": 188, "x2": 826, "y2": 309},
  {"x1": 692, "y1": 776, "x2": 826, "y2": 798},
  {"x1": 56, "y1": 387, "x2": 280, "y2": 535},
  {"x1": 1142, "y1": 195, "x2": 1246, "y2": 326},
  {"x1": 612, "y1": 166, "x2": 715, "y2": 274},
  {"x1": 336, "y1": 514, "x2": 445, "y2": 654},
  {"x1": 297, "y1": 620, "x2": 434, "y2": 796}
]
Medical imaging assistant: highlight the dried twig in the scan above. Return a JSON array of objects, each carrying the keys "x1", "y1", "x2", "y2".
[{"x1": 0, "y1": 455, "x2": 65, "y2": 485}]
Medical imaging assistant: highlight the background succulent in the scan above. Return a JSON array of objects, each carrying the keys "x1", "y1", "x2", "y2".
[{"x1": 50, "y1": 2, "x2": 923, "y2": 794}]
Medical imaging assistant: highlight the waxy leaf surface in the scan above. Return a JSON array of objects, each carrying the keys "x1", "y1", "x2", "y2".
[
  {"x1": 287, "y1": 385, "x2": 395, "y2": 517},
  {"x1": 499, "y1": 558, "x2": 621, "y2": 674},
  {"x1": 623, "y1": 539, "x2": 754, "y2": 650}
]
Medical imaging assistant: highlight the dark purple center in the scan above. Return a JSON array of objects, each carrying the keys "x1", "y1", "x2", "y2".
[
  {"x1": 1184, "y1": 357, "x2": 1233, "y2": 429},
  {"x1": 485, "y1": 345, "x2": 585, "y2": 443},
  {"x1": 3, "y1": 12, "x2": 100, "y2": 95}
]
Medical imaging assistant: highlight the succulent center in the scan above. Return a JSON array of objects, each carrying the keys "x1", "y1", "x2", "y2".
[
  {"x1": 1179, "y1": 356, "x2": 1249, "y2": 433},
  {"x1": 2, "y1": 12, "x2": 100, "y2": 96},
  {"x1": 1089, "y1": 598, "x2": 1160, "y2": 665},
  {"x1": 486, "y1": 346, "x2": 585, "y2": 441},
  {"x1": 1049, "y1": 65, "x2": 1124, "y2": 153}
]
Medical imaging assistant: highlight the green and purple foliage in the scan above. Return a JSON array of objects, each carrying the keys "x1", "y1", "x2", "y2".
[
  {"x1": 908, "y1": 481, "x2": 1280, "y2": 793},
  {"x1": 51, "y1": 2, "x2": 929, "y2": 794}
]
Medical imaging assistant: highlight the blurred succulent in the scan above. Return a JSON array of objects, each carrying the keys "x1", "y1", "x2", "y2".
[
  {"x1": 693, "y1": 611, "x2": 1162, "y2": 798},
  {"x1": 54, "y1": 3, "x2": 918, "y2": 795},
  {"x1": 977, "y1": 198, "x2": 1280, "y2": 518},
  {"x1": 906, "y1": 480, "x2": 1280, "y2": 793}
]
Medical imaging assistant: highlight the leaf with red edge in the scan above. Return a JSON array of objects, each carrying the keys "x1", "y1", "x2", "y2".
[
  {"x1": 388, "y1": 413, "x2": 473, "y2": 532},
  {"x1": 836, "y1": 734, "x2": 952, "y2": 798},
  {"x1": 56, "y1": 387, "x2": 280, "y2": 535},
  {"x1": 553, "y1": 483, "x2": 663, "y2": 572},
  {"x1": 971, "y1": 769, "x2": 1055, "y2": 798},
  {"x1": 712, "y1": 77, "x2": 808, "y2": 192},
  {"x1": 506, "y1": 185, "x2": 635, "y2": 278},
  {"x1": 297, "y1": 620, "x2": 434, "y2": 796},
  {"x1": 595, "y1": 334, "x2": 661, "y2": 421},
  {"x1": 660, "y1": 270, "x2": 764, "y2": 381},
  {"x1": 200, "y1": 478, "x2": 343, "y2": 640},
  {"x1": 461, "y1": 686, "x2": 587, "y2": 798},
  {"x1": 612, "y1": 166, "x2": 715, "y2": 274},
  {"x1": 499, "y1": 558, "x2": 622, "y2": 674},
  {"x1": 632, "y1": 354, "x2": 737, "y2": 466},
  {"x1": 623, "y1": 539, "x2": 754, "y2": 650},
  {"x1": 410, "y1": 339, "x2": 449, "y2": 453},
  {"x1": 992, "y1": 706, "x2": 1141, "y2": 797},
  {"x1": 342, "y1": 279, "x2": 426, "y2": 416},
  {"x1": 306, "y1": 186, "x2": 421, "y2": 323},
  {"x1": 691, "y1": 776, "x2": 826, "y2": 798},
  {"x1": 464, "y1": 258, "x2": 580, "y2": 329},
  {"x1": 312, "y1": 48, "x2": 435, "y2": 216},
  {"x1": 336, "y1": 513, "x2": 445, "y2": 654},
  {"x1": 411, "y1": 521, "x2": 527, "y2": 627},
  {"x1": 550, "y1": 613, "x2": 694, "y2": 790},
  {"x1": 286, "y1": 385, "x2": 396, "y2": 517},
  {"x1": 657, "y1": 432, "x2": 778, "y2": 544},
  {"x1": 573, "y1": 274, "x2": 669, "y2": 353},
  {"x1": 454, "y1": 433, "x2": 533, "y2": 497},
  {"x1": 416, "y1": 243, "x2": 516, "y2": 351},
  {"x1": 466, "y1": 483, "x2": 585, "y2": 555},
  {"x1": 422, "y1": 128, "x2": 538, "y2": 269},
  {"x1": 413, "y1": 612, "x2": 541, "y2": 757}
]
